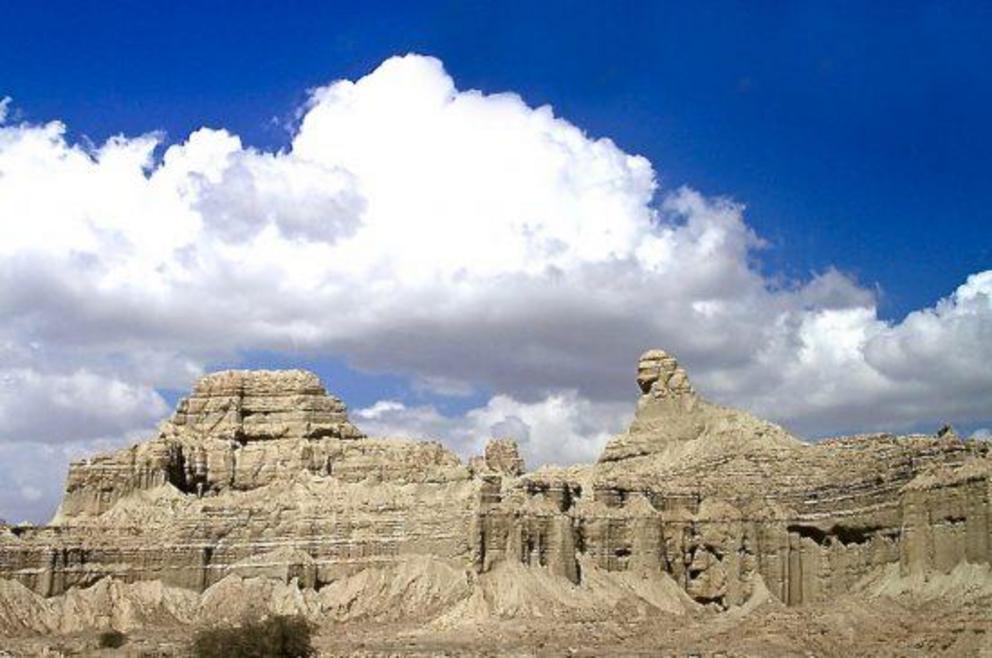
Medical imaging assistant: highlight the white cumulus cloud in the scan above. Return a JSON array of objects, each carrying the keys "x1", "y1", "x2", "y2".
[
  {"x1": 0, "y1": 54, "x2": 989, "y2": 522},
  {"x1": 355, "y1": 392, "x2": 632, "y2": 468},
  {"x1": 0, "y1": 369, "x2": 167, "y2": 444}
]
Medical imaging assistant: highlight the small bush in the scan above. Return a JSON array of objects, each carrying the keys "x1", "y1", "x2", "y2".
[
  {"x1": 98, "y1": 629, "x2": 127, "y2": 649},
  {"x1": 192, "y1": 615, "x2": 314, "y2": 658}
]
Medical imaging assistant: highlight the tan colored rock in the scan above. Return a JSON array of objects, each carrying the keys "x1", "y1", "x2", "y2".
[
  {"x1": 2, "y1": 350, "x2": 992, "y2": 650},
  {"x1": 483, "y1": 438, "x2": 525, "y2": 476},
  {"x1": 600, "y1": 349, "x2": 799, "y2": 463},
  {"x1": 168, "y1": 369, "x2": 363, "y2": 442}
]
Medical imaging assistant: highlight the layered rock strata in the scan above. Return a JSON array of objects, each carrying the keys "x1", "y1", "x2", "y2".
[
  {"x1": 1, "y1": 352, "x2": 990, "y2": 619},
  {"x1": 475, "y1": 350, "x2": 992, "y2": 608}
]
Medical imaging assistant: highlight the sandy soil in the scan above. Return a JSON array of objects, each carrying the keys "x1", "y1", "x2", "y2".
[{"x1": 4, "y1": 588, "x2": 991, "y2": 658}]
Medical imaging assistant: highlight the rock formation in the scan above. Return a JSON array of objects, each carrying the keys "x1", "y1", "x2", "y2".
[{"x1": 2, "y1": 350, "x2": 991, "y2": 654}]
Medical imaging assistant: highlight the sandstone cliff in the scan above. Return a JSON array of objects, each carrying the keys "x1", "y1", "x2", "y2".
[{"x1": 1, "y1": 350, "x2": 990, "y2": 653}]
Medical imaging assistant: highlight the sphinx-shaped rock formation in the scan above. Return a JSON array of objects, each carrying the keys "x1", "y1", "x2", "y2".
[
  {"x1": 1, "y1": 350, "x2": 991, "y2": 636},
  {"x1": 481, "y1": 351, "x2": 992, "y2": 609},
  {"x1": 600, "y1": 348, "x2": 799, "y2": 463}
]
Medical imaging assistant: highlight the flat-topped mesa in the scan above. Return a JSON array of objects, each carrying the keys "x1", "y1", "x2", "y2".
[
  {"x1": 55, "y1": 369, "x2": 368, "y2": 519},
  {"x1": 166, "y1": 369, "x2": 363, "y2": 442},
  {"x1": 599, "y1": 349, "x2": 799, "y2": 463}
]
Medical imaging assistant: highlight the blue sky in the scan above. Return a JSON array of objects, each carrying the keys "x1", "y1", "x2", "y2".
[
  {"x1": 1, "y1": 2, "x2": 990, "y2": 521},
  {"x1": 4, "y1": 2, "x2": 989, "y2": 319}
]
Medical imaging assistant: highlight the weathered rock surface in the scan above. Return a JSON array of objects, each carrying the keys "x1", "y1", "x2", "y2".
[
  {"x1": 469, "y1": 437, "x2": 526, "y2": 477},
  {"x1": 1, "y1": 351, "x2": 991, "y2": 654}
]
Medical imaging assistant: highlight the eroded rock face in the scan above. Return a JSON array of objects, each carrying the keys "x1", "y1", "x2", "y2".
[
  {"x1": 2, "y1": 352, "x2": 991, "y2": 624},
  {"x1": 635, "y1": 348, "x2": 694, "y2": 400},
  {"x1": 169, "y1": 369, "x2": 364, "y2": 442},
  {"x1": 54, "y1": 370, "x2": 376, "y2": 519},
  {"x1": 600, "y1": 350, "x2": 799, "y2": 464},
  {"x1": 472, "y1": 350, "x2": 992, "y2": 609},
  {"x1": 483, "y1": 438, "x2": 526, "y2": 476}
]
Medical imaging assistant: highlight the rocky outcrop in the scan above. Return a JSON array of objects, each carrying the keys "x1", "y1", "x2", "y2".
[
  {"x1": 469, "y1": 438, "x2": 526, "y2": 477},
  {"x1": 56, "y1": 370, "x2": 366, "y2": 518},
  {"x1": 1, "y1": 350, "x2": 991, "y2": 638},
  {"x1": 1, "y1": 370, "x2": 472, "y2": 599},
  {"x1": 600, "y1": 348, "x2": 799, "y2": 463},
  {"x1": 474, "y1": 350, "x2": 992, "y2": 609},
  {"x1": 170, "y1": 369, "x2": 364, "y2": 442}
]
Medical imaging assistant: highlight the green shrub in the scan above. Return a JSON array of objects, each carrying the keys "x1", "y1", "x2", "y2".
[
  {"x1": 98, "y1": 629, "x2": 127, "y2": 648},
  {"x1": 192, "y1": 615, "x2": 314, "y2": 658}
]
